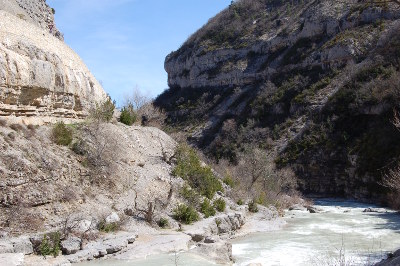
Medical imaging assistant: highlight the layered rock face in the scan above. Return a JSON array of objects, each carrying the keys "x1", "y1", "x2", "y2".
[
  {"x1": 165, "y1": 0, "x2": 399, "y2": 89},
  {"x1": 0, "y1": 0, "x2": 106, "y2": 124},
  {"x1": 158, "y1": 0, "x2": 400, "y2": 201}
]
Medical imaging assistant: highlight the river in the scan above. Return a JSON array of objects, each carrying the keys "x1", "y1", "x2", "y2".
[
  {"x1": 233, "y1": 199, "x2": 400, "y2": 265},
  {"x1": 78, "y1": 199, "x2": 400, "y2": 266}
]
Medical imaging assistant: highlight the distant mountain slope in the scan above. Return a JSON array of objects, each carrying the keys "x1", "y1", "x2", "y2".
[{"x1": 156, "y1": 0, "x2": 400, "y2": 202}]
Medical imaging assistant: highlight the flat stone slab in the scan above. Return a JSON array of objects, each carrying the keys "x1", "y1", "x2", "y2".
[
  {"x1": 113, "y1": 233, "x2": 191, "y2": 260},
  {"x1": 0, "y1": 253, "x2": 24, "y2": 266}
]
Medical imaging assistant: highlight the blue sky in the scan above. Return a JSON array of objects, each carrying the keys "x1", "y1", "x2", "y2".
[{"x1": 47, "y1": 0, "x2": 231, "y2": 104}]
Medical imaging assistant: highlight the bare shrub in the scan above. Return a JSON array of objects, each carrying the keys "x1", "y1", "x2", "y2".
[
  {"x1": 139, "y1": 103, "x2": 167, "y2": 128},
  {"x1": 27, "y1": 124, "x2": 36, "y2": 130},
  {"x1": 24, "y1": 124, "x2": 36, "y2": 138},
  {"x1": 10, "y1": 123, "x2": 24, "y2": 132},
  {"x1": 126, "y1": 192, "x2": 156, "y2": 224},
  {"x1": 124, "y1": 86, "x2": 151, "y2": 111},
  {"x1": 73, "y1": 123, "x2": 119, "y2": 186},
  {"x1": 122, "y1": 87, "x2": 153, "y2": 125},
  {"x1": 382, "y1": 166, "x2": 400, "y2": 209},
  {"x1": 60, "y1": 213, "x2": 97, "y2": 240},
  {"x1": 211, "y1": 145, "x2": 299, "y2": 210},
  {"x1": 381, "y1": 110, "x2": 400, "y2": 209},
  {"x1": 7, "y1": 132, "x2": 16, "y2": 141},
  {"x1": 0, "y1": 119, "x2": 6, "y2": 127}
]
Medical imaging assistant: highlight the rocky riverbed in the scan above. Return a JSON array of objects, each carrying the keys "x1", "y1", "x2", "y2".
[{"x1": 0, "y1": 203, "x2": 284, "y2": 266}]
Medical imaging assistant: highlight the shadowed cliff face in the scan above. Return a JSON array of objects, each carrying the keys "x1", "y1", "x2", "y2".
[
  {"x1": 0, "y1": 1, "x2": 106, "y2": 124},
  {"x1": 157, "y1": 0, "x2": 400, "y2": 201}
]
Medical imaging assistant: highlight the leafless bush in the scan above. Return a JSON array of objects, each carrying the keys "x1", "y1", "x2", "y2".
[
  {"x1": 75, "y1": 123, "x2": 119, "y2": 186},
  {"x1": 125, "y1": 188, "x2": 172, "y2": 224},
  {"x1": 139, "y1": 103, "x2": 167, "y2": 128},
  {"x1": 24, "y1": 124, "x2": 36, "y2": 138},
  {"x1": 211, "y1": 145, "x2": 299, "y2": 209},
  {"x1": 122, "y1": 87, "x2": 154, "y2": 125},
  {"x1": 60, "y1": 213, "x2": 98, "y2": 240},
  {"x1": 10, "y1": 123, "x2": 24, "y2": 132},
  {"x1": 381, "y1": 110, "x2": 400, "y2": 209},
  {"x1": 7, "y1": 132, "x2": 16, "y2": 141},
  {"x1": 123, "y1": 86, "x2": 151, "y2": 111},
  {"x1": 0, "y1": 119, "x2": 6, "y2": 127},
  {"x1": 382, "y1": 166, "x2": 400, "y2": 209}
]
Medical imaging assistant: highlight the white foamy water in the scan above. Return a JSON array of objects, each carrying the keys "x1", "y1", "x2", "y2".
[{"x1": 232, "y1": 199, "x2": 400, "y2": 266}]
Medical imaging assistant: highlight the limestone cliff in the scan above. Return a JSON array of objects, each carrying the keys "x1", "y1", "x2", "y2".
[
  {"x1": 0, "y1": 0, "x2": 106, "y2": 124},
  {"x1": 157, "y1": 0, "x2": 400, "y2": 201}
]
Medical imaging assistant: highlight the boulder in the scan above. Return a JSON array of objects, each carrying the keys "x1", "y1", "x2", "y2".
[
  {"x1": 216, "y1": 217, "x2": 231, "y2": 234},
  {"x1": 289, "y1": 204, "x2": 307, "y2": 211},
  {"x1": 29, "y1": 235, "x2": 43, "y2": 252},
  {"x1": 204, "y1": 236, "x2": 219, "y2": 244},
  {"x1": 193, "y1": 242, "x2": 232, "y2": 265},
  {"x1": 61, "y1": 237, "x2": 81, "y2": 255},
  {"x1": 375, "y1": 248, "x2": 400, "y2": 266},
  {"x1": 127, "y1": 235, "x2": 137, "y2": 244},
  {"x1": 0, "y1": 253, "x2": 24, "y2": 266},
  {"x1": 11, "y1": 237, "x2": 33, "y2": 254},
  {"x1": 306, "y1": 206, "x2": 322, "y2": 214},
  {"x1": 103, "y1": 237, "x2": 128, "y2": 254},
  {"x1": 189, "y1": 234, "x2": 204, "y2": 242},
  {"x1": 363, "y1": 208, "x2": 386, "y2": 213},
  {"x1": 73, "y1": 219, "x2": 93, "y2": 234},
  {"x1": 105, "y1": 212, "x2": 120, "y2": 224}
]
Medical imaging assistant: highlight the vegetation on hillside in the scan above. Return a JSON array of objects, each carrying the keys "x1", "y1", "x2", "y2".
[
  {"x1": 172, "y1": 143, "x2": 223, "y2": 200},
  {"x1": 157, "y1": 0, "x2": 400, "y2": 206}
]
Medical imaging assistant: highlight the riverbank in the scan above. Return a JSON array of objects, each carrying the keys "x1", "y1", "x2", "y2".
[
  {"x1": 5, "y1": 199, "x2": 399, "y2": 266},
  {"x1": 0, "y1": 203, "x2": 286, "y2": 266}
]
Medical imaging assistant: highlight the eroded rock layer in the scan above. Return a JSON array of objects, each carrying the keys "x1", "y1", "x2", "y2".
[{"x1": 0, "y1": 1, "x2": 106, "y2": 124}]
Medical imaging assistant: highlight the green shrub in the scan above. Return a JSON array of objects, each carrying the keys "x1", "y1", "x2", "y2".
[
  {"x1": 213, "y1": 198, "x2": 226, "y2": 212},
  {"x1": 158, "y1": 217, "x2": 169, "y2": 228},
  {"x1": 52, "y1": 122, "x2": 73, "y2": 146},
  {"x1": 120, "y1": 104, "x2": 137, "y2": 126},
  {"x1": 180, "y1": 184, "x2": 201, "y2": 207},
  {"x1": 98, "y1": 220, "x2": 119, "y2": 233},
  {"x1": 248, "y1": 200, "x2": 259, "y2": 213},
  {"x1": 237, "y1": 199, "x2": 244, "y2": 205},
  {"x1": 39, "y1": 235, "x2": 51, "y2": 256},
  {"x1": 200, "y1": 199, "x2": 216, "y2": 218},
  {"x1": 173, "y1": 144, "x2": 223, "y2": 199},
  {"x1": 173, "y1": 204, "x2": 199, "y2": 224},
  {"x1": 223, "y1": 175, "x2": 235, "y2": 187},
  {"x1": 215, "y1": 218, "x2": 221, "y2": 226},
  {"x1": 52, "y1": 233, "x2": 60, "y2": 257},
  {"x1": 256, "y1": 193, "x2": 266, "y2": 205},
  {"x1": 39, "y1": 232, "x2": 60, "y2": 257},
  {"x1": 89, "y1": 96, "x2": 115, "y2": 123},
  {"x1": 72, "y1": 139, "x2": 87, "y2": 155}
]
